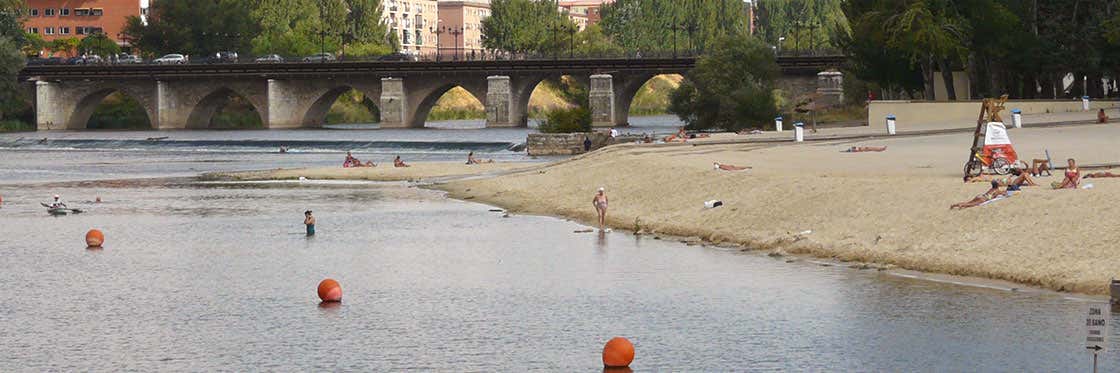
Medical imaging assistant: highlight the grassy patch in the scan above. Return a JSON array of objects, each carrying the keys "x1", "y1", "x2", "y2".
[{"x1": 0, "y1": 120, "x2": 35, "y2": 132}]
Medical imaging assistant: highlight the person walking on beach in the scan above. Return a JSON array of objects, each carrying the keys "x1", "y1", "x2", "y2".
[
  {"x1": 304, "y1": 210, "x2": 316, "y2": 236},
  {"x1": 592, "y1": 187, "x2": 609, "y2": 232}
]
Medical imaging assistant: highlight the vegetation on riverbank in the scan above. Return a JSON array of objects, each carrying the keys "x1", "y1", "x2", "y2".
[{"x1": 0, "y1": 119, "x2": 34, "y2": 132}]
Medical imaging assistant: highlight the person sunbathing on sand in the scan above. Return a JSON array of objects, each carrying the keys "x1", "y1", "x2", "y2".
[
  {"x1": 951, "y1": 185, "x2": 1009, "y2": 210},
  {"x1": 1052, "y1": 158, "x2": 1080, "y2": 189},
  {"x1": 1020, "y1": 159, "x2": 1051, "y2": 176},
  {"x1": 394, "y1": 155, "x2": 410, "y2": 168},
  {"x1": 713, "y1": 162, "x2": 751, "y2": 171},
  {"x1": 843, "y1": 146, "x2": 887, "y2": 152},
  {"x1": 467, "y1": 151, "x2": 493, "y2": 165},
  {"x1": 1084, "y1": 171, "x2": 1120, "y2": 178}
]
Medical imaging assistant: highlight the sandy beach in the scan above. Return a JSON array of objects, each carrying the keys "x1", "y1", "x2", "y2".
[{"x1": 437, "y1": 122, "x2": 1120, "y2": 295}]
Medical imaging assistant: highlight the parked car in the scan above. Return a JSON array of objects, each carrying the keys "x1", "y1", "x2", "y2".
[
  {"x1": 114, "y1": 53, "x2": 143, "y2": 64},
  {"x1": 254, "y1": 54, "x2": 284, "y2": 63},
  {"x1": 205, "y1": 51, "x2": 239, "y2": 64},
  {"x1": 25, "y1": 57, "x2": 47, "y2": 65},
  {"x1": 153, "y1": 54, "x2": 188, "y2": 65},
  {"x1": 65, "y1": 55, "x2": 103, "y2": 65},
  {"x1": 44, "y1": 57, "x2": 63, "y2": 65},
  {"x1": 377, "y1": 52, "x2": 418, "y2": 62},
  {"x1": 302, "y1": 53, "x2": 336, "y2": 63}
]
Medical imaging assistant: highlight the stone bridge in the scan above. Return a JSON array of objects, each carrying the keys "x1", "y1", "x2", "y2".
[{"x1": 20, "y1": 56, "x2": 845, "y2": 130}]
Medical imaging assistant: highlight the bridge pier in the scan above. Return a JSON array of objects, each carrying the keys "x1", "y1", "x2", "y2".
[
  {"x1": 486, "y1": 75, "x2": 541, "y2": 128},
  {"x1": 34, "y1": 81, "x2": 63, "y2": 130},
  {"x1": 589, "y1": 74, "x2": 651, "y2": 128},
  {"x1": 379, "y1": 78, "x2": 410, "y2": 128}
]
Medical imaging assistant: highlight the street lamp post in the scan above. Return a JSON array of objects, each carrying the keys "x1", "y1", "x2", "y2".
[
  {"x1": 667, "y1": 21, "x2": 679, "y2": 58},
  {"x1": 568, "y1": 24, "x2": 576, "y2": 59},
  {"x1": 445, "y1": 26, "x2": 463, "y2": 61},
  {"x1": 431, "y1": 21, "x2": 445, "y2": 62}
]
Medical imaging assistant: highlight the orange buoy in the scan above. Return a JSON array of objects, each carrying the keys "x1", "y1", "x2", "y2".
[
  {"x1": 602, "y1": 337, "x2": 635, "y2": 368},
  {"x1": 317, "y1": 279, "x2": 342, "y2": 302},
  {"x1": 85, "y1": 229, "x2": 104, "y2": 247}
]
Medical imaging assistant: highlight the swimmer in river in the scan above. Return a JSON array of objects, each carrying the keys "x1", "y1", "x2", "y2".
[{"x1": 304, "y1": 210, "x2": 316, "y2": 236}]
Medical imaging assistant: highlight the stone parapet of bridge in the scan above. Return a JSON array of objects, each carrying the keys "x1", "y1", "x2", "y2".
[{"x1": 20, "y1": 57, "x2": 845, "y2": 130}]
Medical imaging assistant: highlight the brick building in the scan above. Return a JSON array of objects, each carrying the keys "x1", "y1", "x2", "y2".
[
  {"x1": 435, "y1": 0, "x2": 490, "y2": 60},
  {"x1": 22, "y1": 0, "x2": 149, "y2": 55}
]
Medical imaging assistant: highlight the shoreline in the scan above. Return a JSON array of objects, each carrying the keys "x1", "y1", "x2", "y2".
[
  {"x1": 213, "y1": 122, "x2": 1120, "y2": 296},
  {"x1": 433, "y1": 123, "x2": 1120, "y2": 296}
]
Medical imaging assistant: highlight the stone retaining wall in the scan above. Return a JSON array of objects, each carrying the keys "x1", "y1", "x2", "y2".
[
  {"x1": 869, "y1": 99, "x2": 1120, "y2": 130},
  {"x1": 526, "y1": 132, "x2": 619, "y2": 156}
]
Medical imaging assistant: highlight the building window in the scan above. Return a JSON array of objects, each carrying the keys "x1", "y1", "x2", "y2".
[
  {"x1": 60, "y1": 27, "x2": 70, "y2": 35},
  {"x1": 44, "y1": 27, "x2": 54, "y2": 35},
  {"x1": 77, "y1": 27, "x2": 87, "y2": 35},
  {"x1": 75, "y1": 8, "x2": 90, "y2": 16},
  {"x1": 60, "y1": 8, "x2": 70, "y2": 16},
  {"x1": 44, "y1": 8, "x2": 55, "y2": 16},
  {"x1": 30, "y1": 8, "x2": 39, "y2": 16},
  {"x1": 91, "y1": 8, "x2": 104, "y2": 16},
  {"x1": 415, "y1": 30, "x2": 422, "y2": 46},
  {"x1": 27, "y1": 27, "x2": 38, "y2": 34}
]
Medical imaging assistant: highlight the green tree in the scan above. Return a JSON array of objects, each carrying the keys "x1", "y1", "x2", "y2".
[
  {"x1": 122, "y1": 0, "x2": 259, "y2": 58},
  {"x1": 252, "y1": 0, "x2": 393, "y2": 57},
  {"x1": 600, "y1": 0, "x2": 751, "y2": 55},
  {"x1": 481, "y1": 0, "x2": 574, "y2": 55},
  {"x1": 78, "y1": 33, "x2": 121, "y2": 57},
  {"x1": 574, "y1": 24, "x2": 622, "y2": 57},
  {"x1": 47, "y1": 37, "x2": 80, "y2": 56},
  {"x1": 21, "y1": 32, "x2": 45, "y2": 56},
  {"x1": 755, "y1": 0, "x2": 849, "y2": 53},
  {"x1": 0, "y1": 4, "x2": 28, "y2": 122},
  {"x1": 668, "y1": 34, "x2": 779, "y2": 131}
]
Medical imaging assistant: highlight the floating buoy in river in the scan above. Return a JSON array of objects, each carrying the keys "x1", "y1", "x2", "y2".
[
  {"x1": 85, "y1": 229, "x2": 104, "y2": 247},
  {"x1": 602, "y1": 337, "x2": 635, "y2": 368},
  {"x1": 317, "y1": 279, "x2": 342, "y2": 302}
]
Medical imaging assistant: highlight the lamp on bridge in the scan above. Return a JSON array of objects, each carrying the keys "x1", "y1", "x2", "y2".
[{"x1": 431, "y1": 19, "x2": 443, "y2": 62}]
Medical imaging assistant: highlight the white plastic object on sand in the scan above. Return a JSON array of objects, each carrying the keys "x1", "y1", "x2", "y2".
[{"x1": 704, "y1": 200, "x2": 723, "y2": 208}]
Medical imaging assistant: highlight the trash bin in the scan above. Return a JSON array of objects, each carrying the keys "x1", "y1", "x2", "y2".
[
  {"x1": 1011, "y1": 109, "x2": 1022, "y2": 128},
  {"x1": 1083, "y1": 96, "x2": 1091, "y2": 111},
  {"x1": 794, "y1": 122, "x2": 805, "y2": 142},
  {"x1": 775, "y1": 116, "x2": 784, "y2": 132},
  {"x1": 886, "y1": 114, "x2": 897, "y2": 135}
]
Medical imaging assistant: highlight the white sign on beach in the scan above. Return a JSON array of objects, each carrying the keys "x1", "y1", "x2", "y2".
[
  {"x1": 984, "y1": 122, "x2": 1012, "y2": 145},
  {"x1": 1086, "y1": 303, "x2": 1109, "y2": 351}
]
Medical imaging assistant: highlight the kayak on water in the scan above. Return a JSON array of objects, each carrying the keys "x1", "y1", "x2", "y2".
[{"x1": 42, "y1": 203, "x2": 82, "y2": 215}]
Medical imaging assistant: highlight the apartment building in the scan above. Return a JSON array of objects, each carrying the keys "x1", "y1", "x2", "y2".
[
  {"x1": 384, "y1": 0, "x2": 438, "y2": 57},
  {"x1": 22, "y1": 0, "x2": 149, "y2": 50},
  {"x1": 435, "y1": 0, "x2": 489, "y2": 60}
]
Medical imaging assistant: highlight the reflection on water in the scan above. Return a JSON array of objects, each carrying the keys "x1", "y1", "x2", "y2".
[{"x1": 0, "y1": 178, "x2": 1116, "y2": 371}]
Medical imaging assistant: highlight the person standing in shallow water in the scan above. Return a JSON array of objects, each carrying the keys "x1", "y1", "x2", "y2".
[
  {"x1": 592, "y1": 187, "x2": 608, "y2": 232},
  {"x1": 304, "y1": 210, "x2": 316, "y2": 236}
]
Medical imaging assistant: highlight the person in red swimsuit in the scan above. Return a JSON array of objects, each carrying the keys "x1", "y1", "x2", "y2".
[{"x1": 1054, "y1": 158, "x2": 1080, "y2": 189}]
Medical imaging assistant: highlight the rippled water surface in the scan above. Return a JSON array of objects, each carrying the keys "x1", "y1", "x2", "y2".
[{"x1": 1, "y1": 118, "x2": 1118, "y2": 371}]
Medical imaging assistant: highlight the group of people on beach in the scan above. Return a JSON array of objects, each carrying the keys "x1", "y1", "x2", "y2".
[
  {"x1": 343, "y1": 151, "x2": 496, "y2": 168},
  {"x1": 951, "y1": 157, "x2": 1116, "y2": 209},
  {"x1": 342, "y1": 151, "x2": 413, "y2": 168}
]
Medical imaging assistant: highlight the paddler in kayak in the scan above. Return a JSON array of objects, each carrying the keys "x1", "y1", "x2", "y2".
[{"x1": 49, "y1": 195, "x2": 66, "y2": 209}]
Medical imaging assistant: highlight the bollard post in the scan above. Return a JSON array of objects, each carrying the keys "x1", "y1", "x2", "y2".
[
  {"x1": 775, "y1": 116, "x2": 783, "y2": 132},
  {"x1": 794, "y1": 122, "x2": 805, "y2": 142},
  {"x1": 1083, "y1": 96, "x2": 1091, "y2": 111},
  {"x1": 1011, "y1": 109, "x2": 1022, "y2": 128},
  {"x1": 886, "y1": 114, "x2": 897, "y2": 135},
  {"x1": 1111, "y1": 278, "x2": 1120, "y2": 312}
]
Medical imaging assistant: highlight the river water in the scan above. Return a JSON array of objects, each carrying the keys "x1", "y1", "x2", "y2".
[{"x1": 1, "y1": 118, "x2": 1117, "y2": 371}]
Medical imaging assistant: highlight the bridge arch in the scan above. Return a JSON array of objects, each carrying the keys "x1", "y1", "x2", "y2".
[
  {"x1": 409, "y1": 81, "x2": 487, "y2": 128},
  {"x1": 303, "y1": 86, "x2": 380, "y2": 126},
  {"x1": 69, "y1": 86, "x2": 156, "y2": 130},
  {"x1": 185, "y1": 87, "x2": 266, "y2": 129}
]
